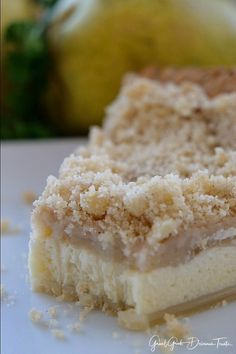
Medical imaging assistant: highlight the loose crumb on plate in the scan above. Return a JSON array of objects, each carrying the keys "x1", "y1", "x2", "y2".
[
  {"x1": 29, "y1": 308, "x2": 60, "y2": 329},
  {"x1": 48, "y1": 306, "x2": 57, "y2": 318},
  {"x1": 51, "y1": 329, "x2": 66, "y2": 340},
  {"x1": 22, "y1": 191, "x2": 37, "y2": 205},
  {"x1": 164, "y1": 313, "x2": 190, "y2": 339},
  {"x1": 1, "y1": 219, "x2": 21, "y2": 235},
  {"x1": 29, "y1": 309, "x2": 44, "y2": 323},
  {"x1": 1, "y1": 284, "x2": 16, "y2": 305},
  {"x1": 213, "y1": 299, "x2": 228, "y2": 309}
]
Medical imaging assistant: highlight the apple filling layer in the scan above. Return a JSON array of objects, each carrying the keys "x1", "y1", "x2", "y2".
[{"x1": 32, "y1": 210, "x2": 236, "y2": 271}]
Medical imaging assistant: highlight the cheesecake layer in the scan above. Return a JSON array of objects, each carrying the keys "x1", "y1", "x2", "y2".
[{"x1": 29, "y1": 237, "x2": 236, "y2": 329}]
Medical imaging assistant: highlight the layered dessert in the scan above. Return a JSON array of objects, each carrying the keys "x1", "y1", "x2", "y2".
[{"x1": 29, "y1": 68, "x2": 236, "y2": 329}]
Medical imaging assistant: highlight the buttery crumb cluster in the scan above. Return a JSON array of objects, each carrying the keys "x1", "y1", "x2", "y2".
[{"x1": 32, "y1": 76, "x2": 236, "y2": 268}]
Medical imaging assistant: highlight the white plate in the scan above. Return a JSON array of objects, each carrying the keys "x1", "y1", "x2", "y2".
[{"x1": 1, "y1": 140, "x2": 236, "y2": 354}]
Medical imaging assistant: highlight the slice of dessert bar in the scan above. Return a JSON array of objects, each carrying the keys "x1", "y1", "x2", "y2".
[{"x1": 29, "y1": 68, "x2": 236, "y2": 329}]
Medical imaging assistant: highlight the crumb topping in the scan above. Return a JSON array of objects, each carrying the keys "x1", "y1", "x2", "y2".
[
  {"x1": 32, "y1": 76, "x2": 236, "y2": 263},
  {"x1": 141, "y1": 67, "x2": 236, "y2": 98}
]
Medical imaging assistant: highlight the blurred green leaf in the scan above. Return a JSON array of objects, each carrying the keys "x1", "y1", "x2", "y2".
[
  {"x1": 2, "y1": 0, "x2": 61, "y2": 139},
  {"x1": 3, "y1": 22, "x2": 52, "y2": 138},
  {"x1": 5, "y1": 22, "x2": 36, "y2": 45}
]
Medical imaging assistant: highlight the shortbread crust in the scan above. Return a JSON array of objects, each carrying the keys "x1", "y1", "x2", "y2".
[{"x1": 29, "y1": 69, "x2": 236, "y2": 329}]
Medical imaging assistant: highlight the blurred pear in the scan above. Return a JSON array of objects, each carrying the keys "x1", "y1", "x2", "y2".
[{"x1": 41, "y1": 0, "x2": 236, "y2": 132}]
